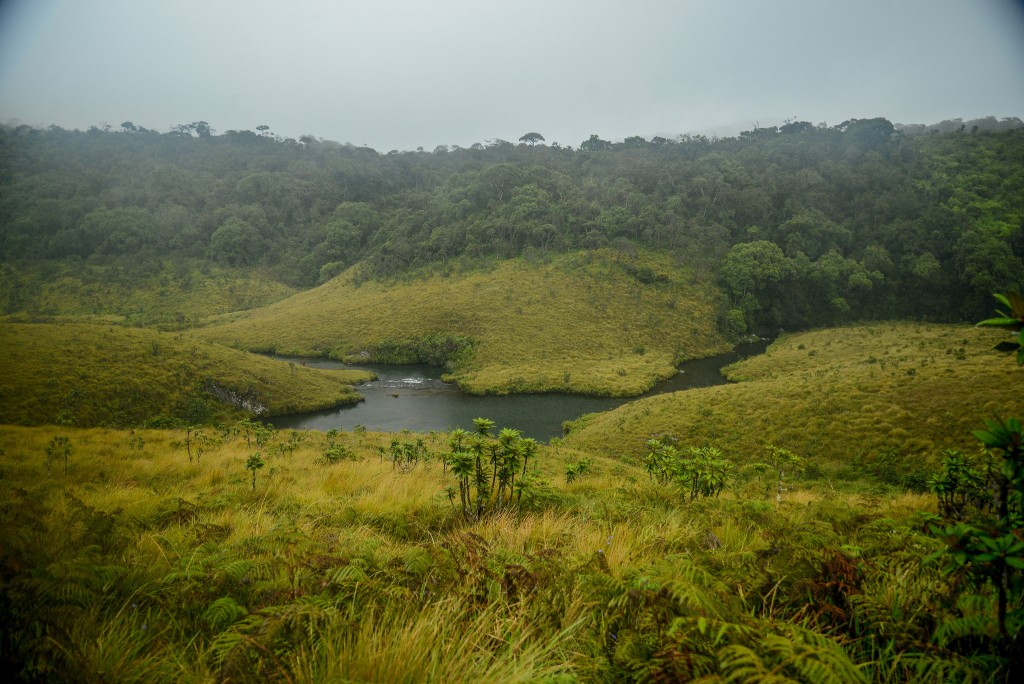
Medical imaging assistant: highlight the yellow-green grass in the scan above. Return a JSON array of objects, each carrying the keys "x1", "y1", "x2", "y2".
[
  {"x1": 193, "y1": 250, "x2": 730, "y2": 396},
  {"x1": 0, "y1": 260, "x2": 297, "y2": 327},
  {"x1": 0, "y1": 322, "x2": 373, "y2": 426},
  {"x1": 563, "y1": 322, "x2": 1024, "y2": 474},
  {"x1": 2, "y1": 422, "x2": 992, "y2": 681}
]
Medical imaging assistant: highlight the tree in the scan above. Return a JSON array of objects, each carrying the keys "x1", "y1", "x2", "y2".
[
  {"x1": 759, "y1": 445, "x2": 802, "y2": 503},
  {"x1": 444, "y1": 418, "x2": 538, "y2": 521},
  {"x1": 45, "y1": 436, "x2": 72, "y2": 476},
  {"x1": 209, "y1": 217, "x2": 264, "y2": 266},
  {"x1": 579, "y1": 134, "x2": 611, "y2": 152},
  {"x1": 518, "y1": 132, "x2": 545, "y2": 145},
  {"x1": 245, "y1": 453, "x2": 265, "y2": 490}
]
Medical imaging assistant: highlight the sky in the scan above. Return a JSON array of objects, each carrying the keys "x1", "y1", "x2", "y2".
[{"x1": 0, "y1": 0, "x2": 1022, "y2": 152}]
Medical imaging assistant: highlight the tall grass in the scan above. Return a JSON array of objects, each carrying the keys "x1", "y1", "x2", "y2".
[
  {"x1": 0, "y1": 402, "x2": 1011, "y2": 681},
  {"x1": 0, "y1": 322, "x2": 373, "y2": 425},
  {"x1": 564, "y1": 322, "x2": 1022, "y2": 482}
]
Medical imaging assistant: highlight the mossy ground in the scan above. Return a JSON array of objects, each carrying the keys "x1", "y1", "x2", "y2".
[
  {"x1": 0, "y1": 322, "x2": 373, "y2": 426},
  {"x1": 194, "y1": 250, "x2": 730, "y2": 396}
]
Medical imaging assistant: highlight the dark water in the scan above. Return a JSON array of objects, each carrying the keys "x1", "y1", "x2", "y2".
[{"x1": 268, "y1": 339, "x2": 770, "y2": 441}]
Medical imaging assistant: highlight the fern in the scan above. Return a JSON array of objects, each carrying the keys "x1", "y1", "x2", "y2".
[
  {"x1": 203, "y1": 596, "x2": 248, "y2": 632},
  {"x1": 715, "y1": 628, "x2": 868, "y2": 684}
]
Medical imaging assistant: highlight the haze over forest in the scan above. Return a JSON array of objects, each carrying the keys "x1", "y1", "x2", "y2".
[{"x1": 1, "y1": 0, "x2": 1023, "y2": 151}]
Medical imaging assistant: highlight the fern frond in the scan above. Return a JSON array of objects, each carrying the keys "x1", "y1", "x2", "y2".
[{"x1": 202, "y1": 596, "x2": 248, "y2": 632}]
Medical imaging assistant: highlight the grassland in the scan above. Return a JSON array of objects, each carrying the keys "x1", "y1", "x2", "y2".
[
  {"x1": 0, "y1": 322, "x2": 373, "y2": 426},
  {"x1": 193, "y1": 251, "x2": 731, "y2": 396},
  {"x1": 563, "y1": 322, "x2": 1023, "y2": 484},
  {"x1": 0, "y1": 261, "x2": 298, "y2": 328},
  {"x1": 1, "y1": 421, "x2": 994, "y2": 682}
]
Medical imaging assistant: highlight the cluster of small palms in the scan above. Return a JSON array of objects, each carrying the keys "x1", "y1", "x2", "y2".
[
  {"x1": 444, "y1": 418, "x2": 539, "y2": 521},
  {"x1": 643, "y1": 436, "x2": 731, "y2": 502}
]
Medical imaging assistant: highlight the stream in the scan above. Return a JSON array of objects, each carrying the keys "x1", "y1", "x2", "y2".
[{"x1": 267, "y1": 339, "x2": 770, "y2": 441}]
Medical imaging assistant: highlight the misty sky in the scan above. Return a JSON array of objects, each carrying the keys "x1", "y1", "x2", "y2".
[{"x1": 1, "y1": 0, "x2": 1022, "y2": 151}]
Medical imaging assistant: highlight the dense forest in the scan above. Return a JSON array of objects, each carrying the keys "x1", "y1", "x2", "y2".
[{"x1": 2, "y1": 117, "x2": 1023, "y2": 334}]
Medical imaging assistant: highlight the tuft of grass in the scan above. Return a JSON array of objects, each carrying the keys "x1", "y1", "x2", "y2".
[
  {"x1": 193, "y1": 250, "x2": 730, "y2": 396},
  {"x1": 0, "y1": 322, "x2": 373, "y2": 426}
]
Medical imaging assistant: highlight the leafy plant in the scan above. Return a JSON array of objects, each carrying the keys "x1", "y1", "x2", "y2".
[
  {"x1": 928, "y1": 293, "x2": 1024, "y2": 656},
  {"x1": 384, "y1": 437, "x2": 429, "y2": 473},
  {"x1": 45, "y1": 435, "x2": 72, "y2": 475},
  {"x1": 244, "y1": 453, "x2": 265, "y2": 490},
  {"x1": 445, "y1": 418, "x2": 539, "y2": 521},
  {"x1": 977, "y1": 291, "x2": 1024, "y2": 365},
  {"x1": 755, "y1": 444, "x2": 802, "y2": 503},
  {"x1": 565, "y1": 457, "x2": 593, "y2": 484},
  {"x1": 642, "y1": 436, "x2": 731, "y2": 501},
  {"x1": 927, "y1": 448, "x2": 997, "y2": 520},
  {"x1": 317, "y1": 430, "x2": 357, "y2": 464}
]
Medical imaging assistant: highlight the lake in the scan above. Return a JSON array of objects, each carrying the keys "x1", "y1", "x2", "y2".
[{"x1": 268, "y1": 339, "x2": 770, "y2": 440}]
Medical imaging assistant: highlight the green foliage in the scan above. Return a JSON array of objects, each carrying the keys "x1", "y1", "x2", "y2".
[
  {"x1": 927, "y1": 296, "x2": 1024, "y2": 657},
  {"x1": 445, "y1": 419, "x2": 540, "y2": 521},
  {"x1": 44, "y1": 435, "x2": 71, "y2": 475},
  {"x1": 927, "y1": 449, "x2": 997, "y2": 519},
  {"x1": 244, "y1": 452, "x2": 265, "y2": 490},
  {"x1": 383, "y1": 437, "x2": 429, "y2": 472},
  {"x1": 643, "y1": 436, "x2": 732, "y2": 502},
  {"x1": 977, "y1": 291, "x2": 1024, "y2": 365},
  {"x1": 314, "y1": 430, "x2": 356, "y2": 464},
  {"x1": 564, "y1": 457, "x2": 593, "y2": 484},
  {"x1": 763, "y1": 444, "x2": 802, "y2": 503}
]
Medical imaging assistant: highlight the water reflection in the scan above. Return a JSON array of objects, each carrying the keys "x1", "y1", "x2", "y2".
[{"x1": 268, "y1": 339, "x2": 770, "y2": 441}]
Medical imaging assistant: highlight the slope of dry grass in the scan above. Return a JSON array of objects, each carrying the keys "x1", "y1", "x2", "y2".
[{"x1": 194, "y1": 251, "x2": 730, "y2": 396}]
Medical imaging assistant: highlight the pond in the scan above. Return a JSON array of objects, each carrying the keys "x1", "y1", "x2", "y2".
[{"x1": 267, "y1": 339, "x2": 771, "y2": 441}]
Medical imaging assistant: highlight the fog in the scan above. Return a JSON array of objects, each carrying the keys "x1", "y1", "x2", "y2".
[{"x1": 1, "y1": 0, "x2": 1022, "y2": 151}]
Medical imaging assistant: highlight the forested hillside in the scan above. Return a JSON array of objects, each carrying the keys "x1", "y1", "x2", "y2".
[{"x1": 2, "y1": 119, "x2": 1022, "y2": 334}]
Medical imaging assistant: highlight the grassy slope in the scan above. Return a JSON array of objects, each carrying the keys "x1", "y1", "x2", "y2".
[
  {"x1": 0, "y1": 261, "x2": 298, "y2": 327},
  {"x1": 563, "y1": 322, "x2": 1024, "y2": 475},
  {"x1": 0, "y1": 423, "x2": 989, "y2": 681},
  {"x1": 0, "y1": 322, "x2": 373, "y2": 426},
  {"x1": 194, "y1": 251, "x2": 730, "y2": 396}
]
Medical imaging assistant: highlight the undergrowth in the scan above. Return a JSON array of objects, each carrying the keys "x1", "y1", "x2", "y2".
[{"x1": 0, "y1": 419, "x2": 1014, "y2": 682}]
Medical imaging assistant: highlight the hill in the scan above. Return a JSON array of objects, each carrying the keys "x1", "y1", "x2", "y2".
[
  {"x1": 562, "y1": 321, "x2": 1024, "y2": 485},
  {"x1": 0, "y1": 322, "x2": 373, "y2": 426},
  {"x1": 0, "y1": 260, "x2": 298, "y2": 327},
  {"x1": 3, "y1": 122, "x2": 1022, "y2": 332},
  {"x1": 193, "y1": 250, "x2": 730, "y2": 396}
]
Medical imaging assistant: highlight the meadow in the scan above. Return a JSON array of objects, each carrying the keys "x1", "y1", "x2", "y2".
[
  {"x1": 563, "y1": 322, "x2": 1022, "y2": 485},
  {"x1": 0, "y1": 322, "x2": 373, "y2": 426},
  {"x1": 193, "y1": 251, "x2": 730, "y2": 397}
]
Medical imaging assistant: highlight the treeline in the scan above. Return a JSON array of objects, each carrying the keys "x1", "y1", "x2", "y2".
[{"x1": 1, "y1": 118, "x2": 1022, "y2": 332}]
